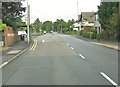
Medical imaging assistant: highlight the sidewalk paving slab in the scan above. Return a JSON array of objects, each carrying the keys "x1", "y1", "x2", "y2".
[{"x1": 0, "y1": 41, "x2": 30, "y2": 63}]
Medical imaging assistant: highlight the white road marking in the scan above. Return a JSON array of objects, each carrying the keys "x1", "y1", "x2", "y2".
[
  {"x1": 79, "y1": 54, "x2": 85, "y2": 59},
  {"x1": 71, "y1": 47, "x2": 74, "y2": 50},
  {"x1": 100, "y1": 72, "x2": 118, "y2": 86},
  {"x1": 67, "y1": 43, "x2": 69, "y2": 46},
  {"x1": 0, "y1": 62, "x2": 8, "y2": 68},
  {"x1": 42, "y1": 40, "x2": 45, "y2": 43}
]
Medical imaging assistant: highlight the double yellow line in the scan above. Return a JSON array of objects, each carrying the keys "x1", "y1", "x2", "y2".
[{"x1": 30, "y1": 39, "x2": 38, "y2": 51}]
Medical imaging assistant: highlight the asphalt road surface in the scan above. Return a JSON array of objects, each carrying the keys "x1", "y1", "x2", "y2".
[{"x1": 2, "y1": 33, "x2": 118, "y2": 86}]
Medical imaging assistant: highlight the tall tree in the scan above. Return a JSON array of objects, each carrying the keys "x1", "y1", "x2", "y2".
[
  {"x1": 42, "y1": 21, "x2": 53, "y2": 32},
  {"x1": 66, "y1": 19, "x2": 75, "y2": 28},
  {"x1": 2, "y1": 2, "x2": 26, "y2": 28},
  {"x1": 33, "y1": 18, "x2": 42, "y2": 33},
  {"x1": 98, "y1": 2, "x2": 119, "y2": 40}
]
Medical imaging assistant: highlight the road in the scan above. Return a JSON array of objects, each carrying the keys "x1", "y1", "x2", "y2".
[{"x1": 2, "y1": 33, "x2": 118, "y2": 86}]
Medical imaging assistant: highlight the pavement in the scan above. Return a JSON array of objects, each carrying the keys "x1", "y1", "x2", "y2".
[
  {"x1": 72, "y1": 34, "x2": 119, "y2": 51},
  {"x1": 1, "y1": 33, "x2": 119, "y2": 86},
  {"x1": 0, "y1": 41, "x2": 30, "y2": 63}
]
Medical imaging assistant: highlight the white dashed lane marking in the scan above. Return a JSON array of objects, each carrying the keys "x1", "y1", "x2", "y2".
[
  {"x1": 100, "y1": 72, "x2": 118, "y2": 86},
  {"x1": 79, "y1": 54, "x2": 85, "y2": 59},
  {"x1": 71, "y1": 47, "x2": 74, "y2": 50}
]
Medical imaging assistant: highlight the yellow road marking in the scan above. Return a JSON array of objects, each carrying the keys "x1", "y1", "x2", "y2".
[
  {"x1": 30, "y1": 41, "x2": 35, "y2": 50},
  {"x1": 33, "y1": 40, "x2": 37, "y2": 50},
  {"x1": 30, "y1": 39, "x2": 38, "y2": 51}
]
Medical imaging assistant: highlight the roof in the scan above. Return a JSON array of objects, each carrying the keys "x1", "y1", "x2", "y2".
[{"x1": 81, "y1": 12, "x2": 95, "y2": 22}]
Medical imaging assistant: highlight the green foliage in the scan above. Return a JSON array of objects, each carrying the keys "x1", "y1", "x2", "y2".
[
  {"x1": 66, "y1": 19, "x2": 75, "y2": 28},
  {"x1": 53, "y1": 19, "x2": 76, "y2": 33},
  {"x1": 0, "y1": 20, "x2": 7, "y2": 31},
  {"x1": 98, "y1": 2, "x2": 119, "y2": 40},
  {"x1": 82, "y1": 32, "x2": 90, "y2": 38},
  {"x1": 96, "y1": 34, "x2": 101, "y2": 40},
  {"x1": 63, "y1": 28, "x2": 69, "y2": 33},
  {"x1": 0, "y1": 20, "x2": 2, "y2": 25},
  {"x1": 64, "y1": 31, "x2": 77, "y2": 35},
  {"x1": 42, "y1": 21, "x2": 52, "y2": 32},
  {"x1": 79, "y1": 30, "x2": 84, "y2": 35},
  {"x1": 19, "y1": 27, "x2": 27, "y2": 31},
  {"x1": 99, "y1": 31, "x2": 110, "y2": 40},
  {"x1": 91, "y1": 27, "x2": 95, "y2": 32},
  {"x1": 33, "y1": 18, "x2": 42, "y2": 33},
  {"x1": 91, "y1": 33, "x2": 96, "y2": 39},
  {"x1": 2, "y1": 24, "x2": 7, "y2": 30},
  {"x1": 2, "y1": 2, "x2": 26, "y2": 28}
]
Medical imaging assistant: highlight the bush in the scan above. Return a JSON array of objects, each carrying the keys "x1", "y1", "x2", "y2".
[
  {"x1": 63, "y1": 28, "x2": 69, "y2": 33},
  {"x1": 96, "y1": 33, "x2": 101, "y2": 40},
  {"x1": 82, "y1": 32, "x2": 90, "y2": 38},
  {"x1": 0, "y1": 20, "x2": 7, "y2": 31},
  {"x1": 2, "y1": 24, "x2": 7, "y2": 30},
  {"x1": 100, "y1": 31, "x2": 110, "y2": 40},
  {"x1": 64, "y1": 31, "x2": 77, "y2": 35},
  {"x1": 0, "y1": 20, "x2": 2, "y2": 25},
  {"x1": 79, "y1": 30, "x2": 83, "y2": 35},
  {"x1": 91, "y1": 33, "x2": 96, "y2": 39}
]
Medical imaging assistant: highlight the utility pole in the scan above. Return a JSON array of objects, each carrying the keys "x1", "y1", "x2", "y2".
[
  {"x1": 0, "y1": 1, "x2": 2, "y2": 20},
  {"x1": 77, "y1": 1, "x2": 79, "y2": 21},
  {"x1": 77, "y1": 1, "x2": 81, "y2": 33},
  {"x1": 27, "y1": 1, "x2": 30, "y2": 43}
]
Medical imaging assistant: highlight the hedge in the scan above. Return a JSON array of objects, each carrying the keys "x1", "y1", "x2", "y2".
[
  {"x1": 96, "y1": 33, "x2": 101, "y2": 40},
  {"x1": 79, "y1": 30, "x2": 83, "y2": 35},
  {"x1": 82, "y1": 32, "x2": 90, "y2": 38},
  {"x1": 91, "y1": 33, "x2": 96, "y2": 39}
]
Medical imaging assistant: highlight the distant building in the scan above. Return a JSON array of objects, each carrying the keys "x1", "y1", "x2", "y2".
[
  {"x1": 79, "y1": 12, "x2": 95, "y2": 32},
  {"x1": 78, "y1": 12, "x2": 102, "y2": 33}
]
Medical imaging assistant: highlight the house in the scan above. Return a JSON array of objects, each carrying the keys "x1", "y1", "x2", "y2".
[
  {"x1": 79, "y1": 12, "x2": 95, "y2": 32},
  {"x1": 78, "y1": 12, "x2": 102, "y2": 33}
]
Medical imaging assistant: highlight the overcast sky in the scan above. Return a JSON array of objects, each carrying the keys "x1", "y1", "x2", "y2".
[{"x1": 22, "y1": 0, "x2": 101, "y2": 23}]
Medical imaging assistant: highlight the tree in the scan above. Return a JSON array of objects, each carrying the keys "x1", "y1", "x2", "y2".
[
  {"x1": 66, "y1": 19, "x2": 75, "y2": 28},
  {"x1": 2, "y1": 2, "x2": 26, "y2": 28},
  {"x1": 53, "y1": 21, "x2": 59, "y2": 32},
  {"x1": 0, "y1": 20, "x2": 7, "y2": 31},
  {"x1": 53, "y1": 19, "x2": 76, "y2": 33},
  {"x1": 42, "y1": 21, "x2": 53, "y2": 32},
  {"x1": 98, "y1": 2, "x2": 119, "y2": 40},
  {"x1": 33, "y1": 18, "x2": 42, "y2": 33}
]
